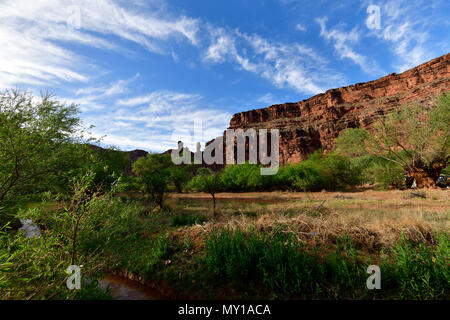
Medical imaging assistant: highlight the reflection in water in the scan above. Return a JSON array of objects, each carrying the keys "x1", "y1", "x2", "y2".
[{"x1": 99, "y1": 275, "x2": 165, "y2": 300}]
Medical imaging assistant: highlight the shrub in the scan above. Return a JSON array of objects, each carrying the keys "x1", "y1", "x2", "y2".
[
  {"x1": 382, "y1": 234, "x2": 450, "y2": 299},
  {"x1": 366, "y1": 161, "x2": 405, "y2": 189},
  {"x1": 274, "y1": 163, "x2": 324, "y2": 191},
  {"x1": 303, "y1": 151, "x2": 362, "y2": 190},
  {"x1": 187, "y1": 168, "x2": 222, "y2": 216},
  {"x1": 171, "y1": 214, "x2": 207, "y2": 226},
  {"x1": 220, "y1": 163, "x2": 266, "y2": 192}
]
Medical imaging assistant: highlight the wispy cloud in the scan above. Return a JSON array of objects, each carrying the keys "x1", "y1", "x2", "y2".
[
  {"x1": 80, "y1": 88, "x2": 231, "y2": 152},
  {"x1": 296, "y1": 23, "x2": 307, "y2": 32},
  {"x1": 0, "y1": 0, "x2": 199, "y2": 88},
  {"x1": 370, "y1": 0, "x2": 442, "y2": 72},
  {"x1": 203, "y1": 27, "x2": 343, "y2": 95},
  {"x1": 316, "y1": 17, "x2": 383, "y2": 75}
]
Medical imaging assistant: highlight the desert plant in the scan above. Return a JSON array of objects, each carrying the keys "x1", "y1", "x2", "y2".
[{"x1": 336, "y1": 94, "x2": 450, "y2": 188}]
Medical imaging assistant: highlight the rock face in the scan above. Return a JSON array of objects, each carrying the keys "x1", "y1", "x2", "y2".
[{"x1": 228, "y1": 53, "x2": 450, "y2": 165}]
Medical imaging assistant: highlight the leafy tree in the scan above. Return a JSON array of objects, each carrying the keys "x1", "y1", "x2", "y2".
[
  {"x1": 132, "y1": 153, "x2": 172, "y2": 208},
  {"x1": 220, "y1": 163, "x2": 265, "y2": 192},
  {"x1": 86, "y1": 146, "x2": 131, "y2": 191},
  {"x1": 169, "y1": 165, "x2": 192, "y2": 193},
  {"x1": 0, "y1": 89, "x2": 82, "y2": 209},
  {"x1": 187, "y1": 168, "x2": 222, "y2": 216},
  {"x1": 336, "y1": 94, "x2": 450, "y2": 188}
]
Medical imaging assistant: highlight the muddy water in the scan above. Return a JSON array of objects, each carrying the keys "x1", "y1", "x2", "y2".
[{"x1": 99, "y1": 275, "x2": 166, "y2": 300}]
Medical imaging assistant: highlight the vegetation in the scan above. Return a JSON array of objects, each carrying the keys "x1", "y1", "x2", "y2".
[
  {"x1": 204, "y1": 228, "x2": 449, "y2": 299},
  {"x1": 132, "y1": 154, "x2": 173, "y2": 208},
  {"x1": 187, "y1": 168, "x2": 223, "y2": 216},
  {"x1": 336, "y1": 94, "x2": 450, "y2": 188},
  {"x1": 0, "y1": 89, "x2": 81, "y2": 208},
  {"x1": 1, "y1": 89, "x2": 448, "y2": 300}
]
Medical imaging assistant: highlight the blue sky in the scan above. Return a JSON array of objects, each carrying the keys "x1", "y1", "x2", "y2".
[{"x1": 1, "y1": 0, "x2": 449, "y2": 152}]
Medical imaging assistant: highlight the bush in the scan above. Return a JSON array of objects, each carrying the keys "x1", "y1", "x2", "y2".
[
  {"x1": 171, "y1": 214, "x2": 207, "y2": 226},
  {"x1": 366, "y1": 160, "x2": 405, "y2": 189},
  {"x1": 220, "y1": 163, "x2": 265, "y2": 192},
  {"x1": 302, "y1": 151, "x2": 362, "y2": 190},
  {"x1": 274, "y1": 163, "x2": 324, "y2": 191},
  {"x1": 272, "y1": 151, "x2": 362, "y2": 191},
  {"x1": 382, "y1": 234, "x2": 450, "y2": 299}
]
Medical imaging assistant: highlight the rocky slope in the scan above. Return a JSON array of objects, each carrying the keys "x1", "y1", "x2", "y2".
[{"x1": 227, "y1": 53, "x2": 450, "y2": 164}]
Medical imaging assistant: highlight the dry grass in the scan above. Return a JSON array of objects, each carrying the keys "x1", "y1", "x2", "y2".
[{"x1": 168, "y1": 189, "x2": 449, "y2": 253}]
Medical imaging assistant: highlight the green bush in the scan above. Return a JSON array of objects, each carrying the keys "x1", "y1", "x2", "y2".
[
  {"x1": 171, "y1": 214, "x2": 207, "y2": 226},
  {"x1": 302, "y1": 151, "x2": 362, "y2": 190},
  {"x1": 361, "y1": 159, "x2": 405, "y2": 189},
  {"x1": 274, "y1": 163, "x2": 324, "y2": 191},
  {"x1": 382, "y1": 234, "x2": 449, "y2": 299},
  {"x1": 219, "y1": 163, "x2": 266, "y2": 192}
]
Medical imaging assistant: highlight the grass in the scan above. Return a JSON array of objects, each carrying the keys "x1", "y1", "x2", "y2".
[
  {"x1": 202, "y1": 228, "x2": 449, "y2": 299},
  {"x1": 2, "y1": 189, "x2": 448, "y2": 300}
]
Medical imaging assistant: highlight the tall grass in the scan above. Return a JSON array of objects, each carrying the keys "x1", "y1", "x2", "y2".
[{"x1": 204, "y1": 228, "x2": 449, "y2": 299}]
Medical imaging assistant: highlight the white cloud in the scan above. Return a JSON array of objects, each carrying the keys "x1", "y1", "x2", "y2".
[
  {"x1": 257, "y1": 93, "x2": 279, "y2": 105},
  {"x1": 203, "y1": 27, "x2": 237, "y2": 63},
  {"x1": 373, "y1": 0, "x2": 437, "y2": 72},
  {"x1": 60, "y1": 74, "x2": 140, "y2": 111},
  {"x1": 317, "y1": 17, "x2": 383, "y2": 75},
  {"x1": 203, "y1": 27, "x2": 343, "y2": 95},
  {"x1": 85, "y1": 89, "x2": 231, "y2": 152},
  {"x1": 296, "y1": 23, "x2": 307, "y2": 31},
  {"x1": 0, "y1": 0, "x2": 199, "y2": 88}
]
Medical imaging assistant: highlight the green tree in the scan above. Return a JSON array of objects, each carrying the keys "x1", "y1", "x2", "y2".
[
  {"x1": 169, "y1": 165, "x2": 192, "y2": 193},
  {"x1": 0, "y1": 89, "x2": 82, "y2": 208},
  {"x1": 132, "y1": 153, "x2": 172, "y2": 208},
  {"x1": 187, "y1": 168, "x2": 222, "y2": 216},
  {"x1": 335, "y1": 94, "x2": 450, "y2": 188}
]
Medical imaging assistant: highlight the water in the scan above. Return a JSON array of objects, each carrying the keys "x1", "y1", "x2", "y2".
[{"x1": 99, "y1": 275, "x2": 167, "y2": 300}]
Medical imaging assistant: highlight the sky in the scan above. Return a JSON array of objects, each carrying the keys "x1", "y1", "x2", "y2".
[{"x1": 0, "y1": 0, "x2": 449, "y2": 152}]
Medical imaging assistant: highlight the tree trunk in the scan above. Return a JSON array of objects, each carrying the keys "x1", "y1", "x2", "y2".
[
  {"x1": 409, "y1": 168, "x2": 439, "y2": 189},
  {"x1": 212, "y1": 193, "x2": 216, "y2": 217}
]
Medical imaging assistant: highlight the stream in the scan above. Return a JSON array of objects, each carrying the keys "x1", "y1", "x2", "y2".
[{"x1": 99, "y1": 275, "x2": 167, "y2": 300}]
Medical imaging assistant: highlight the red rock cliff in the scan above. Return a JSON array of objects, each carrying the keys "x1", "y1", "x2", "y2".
[{"x1": 227, "y1": 53, "x2": 450, "y2": 164}]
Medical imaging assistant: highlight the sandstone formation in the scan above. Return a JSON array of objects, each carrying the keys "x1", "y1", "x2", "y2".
[{"x1": 227, "y1": 53, "x2": 450, "y2": 165}]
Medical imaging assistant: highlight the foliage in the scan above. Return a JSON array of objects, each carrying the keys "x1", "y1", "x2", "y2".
[
  {"x1": 335, "y1": 94, "x2": 450, "y2": 188},
  {"x1": 271, "y1": 151, "x2": 361, "y2": 191},
  {"x1": 132, "y1": 153, "x2": 173, "y2": 208},
  {"x1": 0, "y1": 89, "x2": 83, "y2": 208},
  {"x1": 204, "y1": 228, "x2": 366, "y2": 298},
  {"x1": 187, "y1": 168, "x2": 222, "y2": 216},
  {"x1": 204, "y1": 228, "x2": 449, "y2": 299},
  {"x1": 171, "y1": 213, "x2": 207, "y2": 226},
  {"x1": 382, "y1": 234, "x2": 449, "y2": 299},
  {"x1": 274, "y1": 163, "x2": 323, "y2": 191},
  {"x1": 169, "y1": 165, "x2": 192, "y2": 193},
  {"x1": 0, "y1": 181, "x2": 167, "y2": 299},
  {"x1": 220, "y1": 163, "x2": 266, "y2": 192}
]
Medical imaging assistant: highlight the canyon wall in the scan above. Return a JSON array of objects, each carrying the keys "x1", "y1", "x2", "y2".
[{"x1": 227, "y1": 53, "x2": 450, "y2": 165}]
